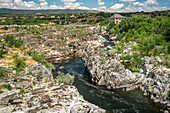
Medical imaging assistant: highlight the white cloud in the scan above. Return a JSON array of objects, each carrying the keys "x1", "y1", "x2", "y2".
[
  {"x1": 40, "y1": 1, "x2": 48, "y2": 6},
  {"x1": 124, "y1": 5, "x2": 143, "y2": 11},
  {"x1": 39, "y1": 0, "x2": 46, "y2": 2},
  {"x1": 49, "y1": 5, "x2": 63, "y2": 9},
  {"x1": 144, "y1": 0, "x2": 159, "y2": 5},
  {"x1": 98, "y1": 0, "x2": 105, "y2": 6},
  {"x1": 0, "y1": 0, "x2": 168, "y2": 12},
  {"x1": 61, "y1": 0, "x2": 76, "y2": 3},
  {"x1": 0, "y1": 0, "x2": 13, "y2": 8},
  {"x1": 119, "y1": 0, "x2": 136, "y2": 2},
  {"x1": 64, "y1": 2, "x2": 83, "y2": 9},
  {"x1": 132, "y1": 2, "x2": 144, "y2": 6},
  {"x1": 14, "y1": 0, "x2": 23, "y2": 5},
  {"x1": 23, "y1": 1, "x2": 36, "y2": 8},
  {"x1": 79, "y1": 6, "x2": 90, "y2": 10},
  {"x1": 110, "y1": 3, "x2": 124, "y2": 10}
]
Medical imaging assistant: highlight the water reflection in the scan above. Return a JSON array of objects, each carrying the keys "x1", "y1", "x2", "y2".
[{"x1": 52, "y1": 58, "x2": 162, "y2": 113}]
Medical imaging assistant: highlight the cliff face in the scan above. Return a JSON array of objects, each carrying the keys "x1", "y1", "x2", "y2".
[
  {"x1": 82, "y1": 46, "x2": 138, "y2": 89},
  {"x1": 82, "y1": 45, "x2": 170, "y2": 110}
]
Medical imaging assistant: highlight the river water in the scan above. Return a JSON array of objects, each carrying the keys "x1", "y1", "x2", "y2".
[{"x1": 52, "y1": 58, "x2": 163, "y2": 113}]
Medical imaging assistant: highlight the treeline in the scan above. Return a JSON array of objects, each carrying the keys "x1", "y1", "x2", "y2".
[
  {"x1": 107, "y1": 15, "x2": 170, "y2": 69},
  {"x1": 0, "y1": 10, "x2": 169, "y2": 25}
]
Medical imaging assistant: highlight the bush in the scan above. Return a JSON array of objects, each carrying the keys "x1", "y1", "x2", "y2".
[
  {"x1": 129, "y1": 66, "x2": 140, "y2": 73},
  {"x1": 4, "y1": 35, "x2": 23, "y2": 48},
  {"x1": 56, "y1": 71, "x2": 74, "y2": 85},
  {"x1": 32, "y1": 53, "x2": 55, "y2": 70},
  {"x1": 32, "y1": 53, "x2": 46, "y2": 64},
  {"x1": 0, "y1": 67, "x2": 8, "y2": 78},
  {"x1": 20, "y1": 88, "x2": 26, "y2": 94},
  {"x1": 3, "y1": 26, "x2": 8, "y2": 30},
  {"x1": 3, "y1": 84, "x2": 12, "y2": 90},
  {"x1": 0, "y1": 44, "x2": 7, "y2": 58},
  {"x1": 13, "y1": 54, "x2": 27, "y2": 74},
  {"x1": 168, "y1": 91, "x2": 170, "y2": 100},
  {"x1": 27, "y1": 50, "x2": 32, "y2": 56},
  {"x1": 0, "y1": 90, "x2": 4, "y2": 94},
  {"x1": 37, "y1": 35, "x2": 42, "y2": 39}
]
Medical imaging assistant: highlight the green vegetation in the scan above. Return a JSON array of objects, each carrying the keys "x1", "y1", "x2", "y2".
[
  {"x1": 0, "y1": 67, "x2": 8, "y2": 78},
  {"x1": 4, "y1": 35, "x2": 23, "y2": 48},
  {"x1": 32, "y1": 81, "x2": 36, "y2": 85},
  {"x1": 168, "y1": 91, "x2": 170, "y2": 100},
  {"x1": 3, "y1": 84, "x2": 12, "y2": 90},
  {"x1": 20, "y1": 88, "x2": 26, "y2": 94},
  {"x1": 107, "y1": 15, "x2": 170, "y2": 68},
  {"x1": 32, "y1": 53, "x2": 55, "y2": 70},
  {"x1": 14, "y1": 78, "x2": 17, "y2": 82},
  {"x1": 56, "y1": 71, "x2": 74, "y2": 85},
  {"x1": 36, "y1": 35, "x2": 42, "y2": 39},
  {"x1": 12, "y1": 54, "x2": 27, "y2": 75},
  {"x1": 3, "y1": 26, "x2": 8, "y2": 30},
  {"x1": 100, "y1": 19, "x2": 110, "y2": 26},
  {"x1": 0, "y1": 44, "x2": 7, "y2": 58},
  {"x1": 0, "y1": 90, "x2": 4, "y2": 94},
  {"x1": 45, "y1": 79, "x2": 50, "y2": 83}
]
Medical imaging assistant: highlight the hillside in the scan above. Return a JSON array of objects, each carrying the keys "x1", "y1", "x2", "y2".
[{"x1": 0, "y1": 8, "x2": 99, "y2": 15}]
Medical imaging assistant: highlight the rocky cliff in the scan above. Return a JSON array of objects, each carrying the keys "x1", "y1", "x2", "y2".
[
  {"x1": 0, "y1": 64, "x2": 105, "y2": 113},
  {"x1": 82, "y1": 46, "x2": 170, "y2": 110}
]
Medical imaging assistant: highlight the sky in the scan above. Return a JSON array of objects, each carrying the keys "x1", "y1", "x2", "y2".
[{"x1": 0, "y1": 0, "x2": 169, "y2": 12}]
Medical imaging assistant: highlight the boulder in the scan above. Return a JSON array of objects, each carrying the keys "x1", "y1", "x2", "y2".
[
  {"x1": 70, "y1": 104, "x2": 90, "y2": 113},
  {"x1": 0, "y1": 105, "x2": 14, "y2": 113}
]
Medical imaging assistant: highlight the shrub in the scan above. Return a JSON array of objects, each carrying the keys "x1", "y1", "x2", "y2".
[
  {"x1": 32, "y1": 53, "x2": 55, "y2": 70},
  {"x1": 14, "y1": 78, "x2": 17, "y2": 82},
  {"x1": 0, "y1": 45, "x2": 7, "y2": 58},
  {"x1": 27, "y1": 50, "x2": 32, "y2": 56},
  {"x1": 3, "y1": 26, "x2": 8, "y2": 30},
  {"x1": 129, "y1": 66, "x2": 140, "y2": 73},
  {"x1": 56, "y1": 71, "x2": 74, "y2": 85},
  {"x1": 32, "y1": 81, "x2": 36, "y2": 85},
  {"x1": 0, "y1": 90, "x2": 4, "y2": 94},
  {"x1": 20, "y1": 88, "x2": 26, "y2": 94},
  {"x1": 0, "y1": 67, "x2": 8, "y2": 78},
  {"x1": 37, "y1": 35, "x2": 42, "y2": 39},
  {"x1": 13, "y1": 54, "x2": 27, "y2": 74},
  {"x1": 4, "y1": 35, "x2": 23, "y2": 48},
  {"x1": 3, "y1": 84, "x2": 12, "y2": 90},
  {"x1": 45, "y1": 79, "x2": 50, "y2": 83},
  {"x1": 116, "y1": 46, "x2": 123, "y2": 54},
  {"x1": 168, "y1": 91, "x2": 170, "y2": 100}
]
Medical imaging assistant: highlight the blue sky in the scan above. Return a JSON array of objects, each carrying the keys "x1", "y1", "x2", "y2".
[{"x1": 0, "y1": 0, "x2": 169, "y2": 12}]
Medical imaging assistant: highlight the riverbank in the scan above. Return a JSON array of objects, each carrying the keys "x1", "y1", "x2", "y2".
[
  {"x1": 82, "y1": 45, "x2": 170, "y2": 111},
  {"x1": 0, "y1": 64, "x2": 105, "y2": 113}
]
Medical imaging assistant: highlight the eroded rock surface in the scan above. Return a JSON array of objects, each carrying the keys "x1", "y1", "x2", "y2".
[
  {"x1": 82, "y1": 46, "x2": 138, "y2": 89},
  {"x1": 0, "y1": 64, "x2": 105, "y2": 113}
]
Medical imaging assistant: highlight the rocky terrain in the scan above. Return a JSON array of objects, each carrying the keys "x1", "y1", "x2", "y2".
[
  {"x1": 0, "y1": 64, "x2": 105, "y2": 113},
  {"x1": 0, "y1": 24, "x2": 169, "y2": 112},
  {"x1": 82, "y1": 45, "x2": 170, "y2": 111},
  {"x1": 0, "y1": 25, "x2": 107, "y2": 113}
]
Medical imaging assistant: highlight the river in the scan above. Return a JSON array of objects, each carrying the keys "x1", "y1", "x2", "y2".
[{"x1": 52, "y1": 58, "x2": 163, "y2": 113}]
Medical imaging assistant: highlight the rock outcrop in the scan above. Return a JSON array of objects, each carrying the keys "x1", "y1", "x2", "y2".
[
  {"x1": 82, "y1": 46, "x2": 138, "y2": 89},
  {"x1": 0, "y1": 64, "x2": 105, "y2": 113},
  {"x1": 82, "y1": 46, "x2": 170, "y2": 110}
]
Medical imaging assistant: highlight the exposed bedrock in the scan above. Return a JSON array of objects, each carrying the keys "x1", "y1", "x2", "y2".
[{"x1": 82, "y1": 46, "x2": 138, "y2": 89}]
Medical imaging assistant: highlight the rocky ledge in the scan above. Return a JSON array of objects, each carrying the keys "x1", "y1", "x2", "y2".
[
  {"x1": 82, "y1": 46, "x2": 138, "y2": 89},
  {"x1": 82, "y1": 46, "x2": 170, "y2": 110},
  {"x1": 0, "y1": 64, "x2": 105, "y2": 113}
]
